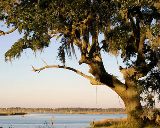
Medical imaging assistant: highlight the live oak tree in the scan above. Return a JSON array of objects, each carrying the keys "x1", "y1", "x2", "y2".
[{"x1": 0, "y1": 0, "x2": 160, "y2": 127}]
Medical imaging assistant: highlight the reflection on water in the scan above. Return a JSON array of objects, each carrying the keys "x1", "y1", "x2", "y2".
[{"x1": 0, "y1": 114, "x2": 126, "y2": 128}]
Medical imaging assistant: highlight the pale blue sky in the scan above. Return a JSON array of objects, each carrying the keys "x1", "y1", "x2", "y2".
[{"x1": 0, "y1": 24, "x2": 125, "y2": 108}]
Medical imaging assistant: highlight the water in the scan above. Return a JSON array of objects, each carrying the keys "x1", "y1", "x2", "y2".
[{"x1": 0, "y1": 114, "x2": 126, "y2": 128}]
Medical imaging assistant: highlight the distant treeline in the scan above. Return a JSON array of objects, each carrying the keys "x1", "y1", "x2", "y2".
[{"x1": 0, "y1": 107, "x2": 126, "y2": 114}]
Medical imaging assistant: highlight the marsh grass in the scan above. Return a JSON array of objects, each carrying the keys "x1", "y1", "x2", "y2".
[
  {"x1": 90, "y1": 118, "x2": 127, "y2": 128},
  {"x1": 39, "y1": 117, "x2": 55, "y2": 128},
  {"x1": 90, "y1": 118, "x2": 160, "y2": 128}
]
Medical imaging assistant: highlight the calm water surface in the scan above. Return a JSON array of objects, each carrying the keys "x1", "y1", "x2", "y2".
[{"x1": 0, "y1": 114, "x2": 126, "y2": 128}]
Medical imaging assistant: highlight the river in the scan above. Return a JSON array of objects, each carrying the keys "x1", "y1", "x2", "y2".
[{"x1": 0, "y1": 113, "x2": 126, "y2": 128}]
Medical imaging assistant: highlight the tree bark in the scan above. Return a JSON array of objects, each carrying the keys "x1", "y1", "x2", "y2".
[
  {"x1": 122, "y1": 88, "x2": 143, "y2": 127},
  {"x1": 113, "y1": 79, "x2": 144, "y2": 128},
  {"x1": 88, "y1": 61, "x2": 145, "y2": 127},
  {"x1": 105, "y1": 65, "x2": 146, "y2": 127}
]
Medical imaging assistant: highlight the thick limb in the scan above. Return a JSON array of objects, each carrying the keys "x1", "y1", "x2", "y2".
[{"x1": 32, "y1": 64, "x2": 102, "y2": 85}]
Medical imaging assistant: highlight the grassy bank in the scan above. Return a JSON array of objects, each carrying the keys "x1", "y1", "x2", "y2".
[
  {"x1": 90, "y1": 118, "x2": 127, "y2": 128},
  {"x1": 90, "y1": 118, "x2": 160, "y2": 128}
]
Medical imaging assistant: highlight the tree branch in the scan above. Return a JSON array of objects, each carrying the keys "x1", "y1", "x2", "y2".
[
  {"x1": 32, "y1": 64, "x2": 102, "y2": 85},
  {"x1": 0, "y1": 28, "x2": 17, "y2": 36}
]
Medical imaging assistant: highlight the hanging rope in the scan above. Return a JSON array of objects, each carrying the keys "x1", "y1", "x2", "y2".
[{"x1": 115, "y1": 56, "x2": 119, "y2": 67}]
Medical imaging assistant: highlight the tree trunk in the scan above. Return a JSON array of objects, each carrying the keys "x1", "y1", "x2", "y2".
[
  {"x1": 124, "y1": 88, "x2": 143, "y2": 127},
  {"x1": 114, "y1": 81, "x2": 144, "y2": 128},
  {"x1": 87, "y1": 55, "x2": 145, "y2": 127}
]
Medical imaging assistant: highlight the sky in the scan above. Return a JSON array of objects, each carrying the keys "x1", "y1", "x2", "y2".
[{"x1": 0, "y1": 24, "x2": 129, "y2": 109}]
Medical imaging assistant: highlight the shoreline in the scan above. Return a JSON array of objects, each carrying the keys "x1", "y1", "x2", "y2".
[
  {"x1": 0, "y1": 111, "x2": 126, "y2": 116},
  {"x1": 0, "y1": 107, "x2": 126, "y2": 116},
  {"x1": 0, "y1": 112, "x2": 27, "y2": 116}
]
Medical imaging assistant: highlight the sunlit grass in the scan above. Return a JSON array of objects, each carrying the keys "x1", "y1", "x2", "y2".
[
  {"x1": 90, "y1": 118, "x2": 127, "y2": 128},
  {"x1": 90, "y1": 118, "x2": 160, "y2": 128}
]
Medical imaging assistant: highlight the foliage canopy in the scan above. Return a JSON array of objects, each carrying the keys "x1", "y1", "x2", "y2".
[{"x1": 0, "y1": 0, "x2": 160, "y2": 108}]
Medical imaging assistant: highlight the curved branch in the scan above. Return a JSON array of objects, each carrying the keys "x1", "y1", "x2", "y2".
[
  {"x1": 32, "y1": 64, "x2": 102, "y2": 85},
  {"x1": 0, "y1": 28, "x2": 17, "y2": 36}
]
